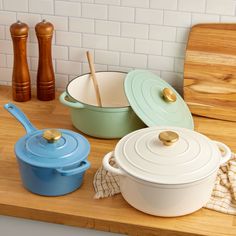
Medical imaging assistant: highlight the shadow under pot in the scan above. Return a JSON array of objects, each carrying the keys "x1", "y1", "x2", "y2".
[
  {"x1": 4, "y1": 103, "x2": 90, "y2": 196},
  {"x1": 59, "y1": 71, "x2": 146, "y2": 139},
  {"x1": 103, "y1": 126, "x2": 231, "y2": 217}
]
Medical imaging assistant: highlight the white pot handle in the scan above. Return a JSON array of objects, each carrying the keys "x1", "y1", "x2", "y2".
[
  {"x1": 214, "y1": 141, "x2": 232, "y2": 165},
  {"x1": 103, "y1": 151, "x2": 125, "y2": 176}
]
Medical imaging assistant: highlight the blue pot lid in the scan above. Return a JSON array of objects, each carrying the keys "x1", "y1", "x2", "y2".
[
  {"x1": 124, "y1": 70, "x2": 194, "y2": 129},
  {"x1": 15, "y1": 129, "x2": 90, "y2": 168}
]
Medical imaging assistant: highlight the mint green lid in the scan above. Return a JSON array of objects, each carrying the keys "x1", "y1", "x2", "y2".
[{"x1": 124, "y1": 70, "x2": 194, "y2": 129}]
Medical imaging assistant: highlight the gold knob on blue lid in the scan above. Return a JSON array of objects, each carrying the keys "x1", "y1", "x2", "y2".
[
  {"x1": 162, "y1": 88, "x2": 177, "y2": 103},
  {"x1": 43, "y1": 129, "x2": 62, "y2": 143}
]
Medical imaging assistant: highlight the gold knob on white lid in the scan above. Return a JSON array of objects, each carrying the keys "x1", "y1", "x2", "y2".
[{"x1": 159, "y1": 131, "x2": 179, "y2": 146}]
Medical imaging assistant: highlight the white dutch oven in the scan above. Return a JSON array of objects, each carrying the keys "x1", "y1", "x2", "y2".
[{"x1": 103, "y1": 126, "x2": 231, "y2": 217}]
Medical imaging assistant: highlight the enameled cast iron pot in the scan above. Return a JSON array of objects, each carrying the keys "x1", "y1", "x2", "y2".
[
  {"x1": 103, "y1": 126, "x2": 231, "y2": 217},
  {"x1": 4, "y1": 103, "x2": 90, "y2": 196},
  {"x1": 59, "y1": 71, "x2": 146, "y2": 139}
]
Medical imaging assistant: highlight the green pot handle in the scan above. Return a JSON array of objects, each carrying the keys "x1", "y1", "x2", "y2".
[{"x1": 59, "y1": 91, "x2": 85, "y2": 109}]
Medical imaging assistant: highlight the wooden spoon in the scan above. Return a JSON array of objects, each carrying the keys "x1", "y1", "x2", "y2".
[{"x1": 86, "y1": 51, "x2": 102, "y2": 107}]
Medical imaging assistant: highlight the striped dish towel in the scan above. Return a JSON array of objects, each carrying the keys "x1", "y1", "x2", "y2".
[{"x1": 93, "y1": 153, "x2": 236, "y2": 215}]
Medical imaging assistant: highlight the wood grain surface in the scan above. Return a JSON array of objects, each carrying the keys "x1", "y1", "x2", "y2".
[
  {"x1": 0, "y1": 85, "x2": 236, "y2": 236},
  {"x1": 184, "y1": 24, "x2": 236, "y2": 122}
]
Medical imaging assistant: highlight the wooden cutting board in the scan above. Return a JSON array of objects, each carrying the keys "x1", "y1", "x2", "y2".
[{"x1": 184, "y1": 24, "x2": 236, "y2": 122}]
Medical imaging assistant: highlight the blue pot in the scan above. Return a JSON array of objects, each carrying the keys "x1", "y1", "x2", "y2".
[{"x1": 4, "y1": 103, "x2": 90, "y2": 196}]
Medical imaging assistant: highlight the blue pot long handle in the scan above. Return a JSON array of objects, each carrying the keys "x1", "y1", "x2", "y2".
[
  {"x1": 4, "y1": 103, "x2": 37, "y2": 134},
  {"x1": 59, "y1": 92, "x2": 85, "y2": 109},
  {"x1": 56, "y1": 160, "x2": 90, "y2": 176}
]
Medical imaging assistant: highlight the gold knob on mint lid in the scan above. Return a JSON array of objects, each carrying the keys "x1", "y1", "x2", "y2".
[
  {"x1": 43, "y1": 129, "x2": 62, "y2": 143},
  {"x1": 162, "y1": 88, "x2": 177, "y2": 103},
  {"x1": 159, "y1": 131, "x2": 179, "y2": 146}
]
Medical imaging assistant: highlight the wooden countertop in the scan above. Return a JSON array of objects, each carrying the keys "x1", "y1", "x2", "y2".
[{"x1": 0, "y1": 85, "x2": 236, "y2": 236}]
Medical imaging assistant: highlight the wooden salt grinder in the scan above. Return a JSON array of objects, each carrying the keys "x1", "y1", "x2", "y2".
[
  {"x1": 35, "y1": 20, "x2": 55, "y2": 101},
  {"x1": 10, "y1": 21, "x2": 31, "y2": 102}
]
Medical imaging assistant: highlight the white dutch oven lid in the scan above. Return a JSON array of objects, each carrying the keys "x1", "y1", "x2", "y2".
[{"x1": 114, "y1": 126, "x2": 228, "y2": 185}]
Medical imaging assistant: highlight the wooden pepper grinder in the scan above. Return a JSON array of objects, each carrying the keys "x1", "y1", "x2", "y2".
[
  {"x1": 10, "y1": 20, "x2": 31, "y2": 102},
  {"x1": 35, "y1": 19, "x2": 55, "y2": 101}
]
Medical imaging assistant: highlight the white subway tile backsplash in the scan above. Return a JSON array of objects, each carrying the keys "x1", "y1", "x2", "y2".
[
  {"x1": 109, "y1": 36, "x2": 134, "y2": 52},
  {"x1": 120, "y1": 53, "x2": 147, "y2": 68},
  {"x1": 148, "y1": 55, "x2": 174, "y2": 71},
  {"x1": 4, "y1": 0, "x2": 28, "y2": 12},
  {"x1": 206, "y1": 0, "x2": 235, "y2": 16},
  {"x1": 0, "y1": 81, "x2": 9, "y2": 85},
  {"x1": 95, "y1": 20, "x2": 120, "y2": 36},
  {"x1": 160, "y1": 71, "x2": 183, "y2": 88},
  {"x1": 150, "y1": 25, "x2": 176, "y2": 41},
  {"x1": 69, "y1": 47, "x2": 94, "y2": 62},
  {"x1": 0, "y1": 40, "x2": 12, "y2": 54},
  {"x1": 109, "y1": 6, "x2": 135, "y2": 22},
  {"x1": 95, "y1": 50, "x2": 119, "y2": 65},
  {"x1": 135, "y1": 8, "x2": 163, "y2": 25},
  {"x1": 82, "y1": 34, "x2": 107, "y2": 49},
  {"x1": 0, "y1": 0, "x2": 235, "y2": 90},
  {"x1": 70, "y1": 18, "x2": 94, "y2": 33},
  {"x1": 164, "y1": 11, "x2": 191, "y2": 27},
  {"x1": 0, "y1": 25, "x2": 5, "y2": 39},
  {"x1": 174, "y1": 58, "x2": 184, "y2": 73},
  {"x1": 29, "y1": 28, "x2": 39, "y2": 43},
  {"x1": 108, "y1": 65, "x2": 131, "y2": 72},
  {"x1": 0, "y1": 11, "x2": 16, "y2": 25},
  {"x1": 5, "y1": 27, "x2": 11, "y2": 40},
  {"x1": 149, "y1": 70, "x2": 161, "y2": 76},
  {"x1": 0, "y1": 68, "x2": 12, "y2": 82},
  {"x1": 163, "y1": 42, "x2": 186, "y2": 58},
  {"x1": 150, "y1": 0, "x2": 177, "y2": 10},
  {"x1": 29, "y1": 0, "x2": 54, "y2": 15},
  {"x1": 76, "y1": 0, "x2": 94, "y2": 3},
  {"x1": 27, "y1": 43, "x2": 38, "y2": 57},
  {"x1": 135, "y1": 39, "x2": 162, "y2": 55},
  {"x1": 82, "y1": 3, "x2": 107, "y2": 20},
  {"x1": 221, "y1": 16, "x2": 236, "y2": 22},
  {"x1": 0, "y1": 54, "x2": 6, "y2": 67},
  {"x1": 179, "y1": 0, "x2": 206, "y2": 13},
  {"x1": 17, "y1": 13, "x2": 41, "y2": 27},
  {"x1": 121, "y1": 23, "x2": 148, "y2": 39},
  {"x1": 56, "y1": 31, "x2": 81, "y2": 47},
  {"x1": 82, "y1": 62, "x2": 107, "y2": 73},
  {"x1": 56, "y1": 60, "x2": 81, "y2": 75},
  {"x1": 42, "y1": 15, "x2": 68, "y2": 31},
  {"x1": 6, "y1": 54, "x2": 13, "y2": 68},
  {"x1": 28, "y1": 70, "x2": 36, "y2": 85},
  {"x1": 52, "y1": 45, "x2": 68, "y2": 60},
  {"x1": 191, "y1": 13, "x2": 220, "y2": 25},
  {"x1": 55, "y1": 74, "x2": 69, "y2": 88},
  {"x1": 176, "y1": 28, "x2": 190, "y2": 43},
  {"x1": 55, "y1": 1, "x2": 81, "y2": 17},
  {"x1": 121, "y1": 0, "x2": 149, "y2": 8},
  {"x1": 30, "y1": 57, "x2": 38, "y2": 71},
  {"x1": 95, "y1": 0, "x2": 120, "y2": 5}
]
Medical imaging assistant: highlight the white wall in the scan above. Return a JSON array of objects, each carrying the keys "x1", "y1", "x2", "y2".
[{"x1": 0, "y1": 0, "x2": 236, "y2": 91}]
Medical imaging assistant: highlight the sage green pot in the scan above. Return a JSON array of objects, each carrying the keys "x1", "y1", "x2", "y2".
[{"x1": 59, "y1": 72, "x2": 146, "y2": 139}]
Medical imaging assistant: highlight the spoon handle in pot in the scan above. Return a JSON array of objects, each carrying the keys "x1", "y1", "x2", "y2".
[
  {"x1": 4, "y1": 103, "x2": 37, "y2": 134},
  {"x1": 86, "y1": 51, "x2": 102, "y2": 107}
]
